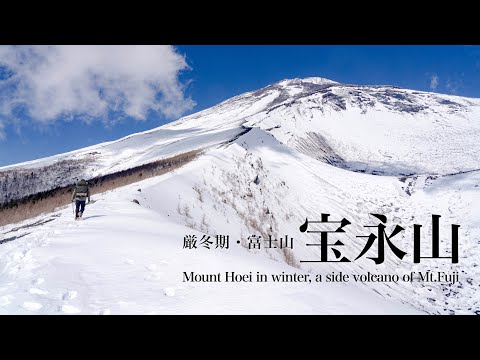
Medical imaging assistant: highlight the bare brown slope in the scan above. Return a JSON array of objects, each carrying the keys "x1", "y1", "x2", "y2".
[{"x1": 0, "y1": 150, "x2": 201, "y2": 227}]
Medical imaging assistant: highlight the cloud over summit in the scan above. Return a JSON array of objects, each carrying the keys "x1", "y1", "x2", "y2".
[{"x1": 0, "y1": 45, "x2": 195, "y2": 125}]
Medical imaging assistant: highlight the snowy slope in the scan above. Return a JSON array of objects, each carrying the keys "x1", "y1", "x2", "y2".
[
  {"x1": 1, "y1": 77, "x2": 479, "y2": 314},
  {"x1": 0, "y1": 158, "x2": 422, "y2": 314}
]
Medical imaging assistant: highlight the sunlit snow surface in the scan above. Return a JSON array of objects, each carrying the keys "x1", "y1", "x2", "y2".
[{"x1": 1, "y1": 78, "x2": 479, "y2": 314}]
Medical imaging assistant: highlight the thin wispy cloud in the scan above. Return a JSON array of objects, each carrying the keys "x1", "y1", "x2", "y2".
[
  {"x1": 430, "y1": 73, "x2": 439, "y2": 90},
  {"x1": 446, "y1": 77, "x2": 464, "y2": 95},
  {"x1": 0, "y1": 45, "x2": 195, "y2": 131}
]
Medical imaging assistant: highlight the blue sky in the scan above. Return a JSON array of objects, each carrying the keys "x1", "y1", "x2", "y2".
[{"x1": 0, "y1": 45, "x2": 479, "y2": 167}]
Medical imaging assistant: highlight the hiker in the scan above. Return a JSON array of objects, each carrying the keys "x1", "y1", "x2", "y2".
[{"x1": 71, "y1": 179, "x2": 91, "y2": 220}]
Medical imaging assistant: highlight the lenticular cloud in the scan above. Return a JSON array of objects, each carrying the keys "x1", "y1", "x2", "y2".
[{"x1": 0, "y1": 45, "x2": 195, "y2": 123}]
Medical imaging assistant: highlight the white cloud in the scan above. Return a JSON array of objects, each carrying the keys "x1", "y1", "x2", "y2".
[
  {"x1": 429, "y1": 73, "x2": 439, "y2": 90},
  {"x1": 0, "y1": 45, "x2": 195, "y2": 124}
]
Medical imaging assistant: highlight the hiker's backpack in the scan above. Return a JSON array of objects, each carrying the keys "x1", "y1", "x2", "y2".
[{"x1": 75, "y1": 180, "x2": 89, "y2": 197}]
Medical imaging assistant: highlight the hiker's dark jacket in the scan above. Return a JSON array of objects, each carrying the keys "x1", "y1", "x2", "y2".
[{"x1": 72, "y1": 180, "x2": 91, "y2": 202}]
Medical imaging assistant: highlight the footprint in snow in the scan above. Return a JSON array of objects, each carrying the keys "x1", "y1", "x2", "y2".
[
  {"x1": 164, "y1": 288, "x2": 175, "y2": 297},
  {"x1": 125, "y1": 259, "x2": 135, "y2": 265},
  {"x1": 146, "y1": 264, "x2": 157, "y2": 271},
  {"x1": 98, "y1": 309, "x2": 111, "y2": 315},
  {"x1": 144, "y1": 272, "x2": 162, "y2": 281},
  {"x1": 28, "y1": 288, "x2": 49, "y2": 295},
  {"x1": 62, "y1": 290, "x2": 78, "y2": 301},
  {"x1": 33, "y1": 278, "x2": 45, "y2": 286}
]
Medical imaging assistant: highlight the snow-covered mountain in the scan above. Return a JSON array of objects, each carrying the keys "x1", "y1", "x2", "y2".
[
  {"x1": 2, "y1": 77, "x2": 479, "y2": 203},
  {"x1": 1, "y1": 77, "x2": 479, "y2": 314}
]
